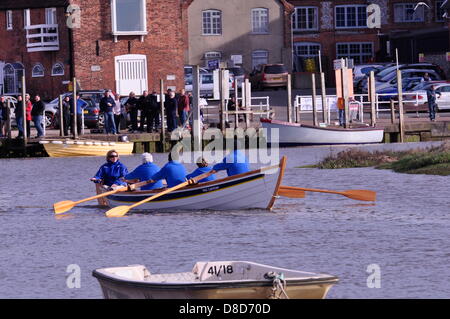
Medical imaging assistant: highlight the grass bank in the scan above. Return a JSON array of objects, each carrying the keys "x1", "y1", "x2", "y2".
[{"x1": 304, "y1": 142, "x2": 450, "y2": 176}]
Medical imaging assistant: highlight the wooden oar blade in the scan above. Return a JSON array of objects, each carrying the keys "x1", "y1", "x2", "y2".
[
  {"x1": 277, "y1": 187, "x2": 306, "y2": 198},
  {"x1": 105, "y1": 206, "x2": 130, "y2": 218},
  {"x1": 344, "y1": 190, "x2": 376, "y2": 202},
  {"x1": 53, "y1": 200, "x2": 75, "y2": 214}
]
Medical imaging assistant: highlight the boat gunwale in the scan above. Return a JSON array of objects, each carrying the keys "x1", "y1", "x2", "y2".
[
  {"x1": 92, "y1": 269, "x2": 339, "y2": 290},
  {"x1": 115, "y1": 161, "x2": 281, "y2": 196}
]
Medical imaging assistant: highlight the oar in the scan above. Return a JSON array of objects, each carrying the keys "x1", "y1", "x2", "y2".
[
  {"x1": 53, "y1": 180, "x2": 155, "y2": 215},
  {"x1": 279, "y1": 185, "x2": 376, "y2": 202},
  {"x1": 105, "y1": 170, "x2": 216, "y2": 218}
]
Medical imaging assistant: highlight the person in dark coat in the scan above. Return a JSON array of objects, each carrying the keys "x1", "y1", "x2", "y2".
[
  {"x1": 138, "y1": 90, "x2": 151, "y2": 132},
  {"x1": 164, "y1": 91, "x2": 178, "y2": 132},
  {"x1": 99, "y1": 90, "x2": 116, "y2": 135},
  {"x1": 31, "y1": 95, "x2": 45, "y2": 138},
  {"x1": 0, "y1": 96, "x2": 7, "y2": 137},
  {"x1": 426, "y1": 85, "x2": 441, "y2": 122},
  {"x1": 148, "y1": 91, "x2": 160, "y2": 132},
  {"x1": 61, "y1": 95, "x2": 71, "y2": 136},
  {"x1": 124, "y1": 92, "x2": 139, "y2": 132}
]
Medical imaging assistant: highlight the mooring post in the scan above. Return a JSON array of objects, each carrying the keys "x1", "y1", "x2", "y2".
[
  {"x1": 396, "y1": 69, "x2": 405, "y2": 142},
  {"x1": 21, "y1": 76, "x2": 27, "y2": 145},
  {"x1": 59, "y1": 95, "x2": 64, "y2": 136},
  {"x1": 6, "y1": 99, "x2": 12, "y2": 139},
  {"x1": 287, "y1": 73, "x2": 292, "y2": 123},
  {"x1": 390, "y1": 99, "x2": 396, "y2": 124},
  {"x1": 369, "y1": 71, "x2": 376, "y2": 127},
  {"x1": 160, "y1": 79, "x2": 166, "y2": 152},
  {"x1": 311, "y1": 73, "x2": 318, "y2": 126},
  {"x1": 72, "y1": 77, "x2": 78, "y2": 139},
  {"x1": 320, "y1": 72, "x2": 327, "y2": 125},
  {"x1": 192, "y1": 65, "x2": 202, "y2": 154}
]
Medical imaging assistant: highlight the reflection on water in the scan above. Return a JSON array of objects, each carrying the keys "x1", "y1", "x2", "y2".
[{"x1": 0, "y1": 143, "x2": 449, "y2": 298}]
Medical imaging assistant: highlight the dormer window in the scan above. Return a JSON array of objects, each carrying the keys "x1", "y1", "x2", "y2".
[{"x1": 111, "y1": 0, "x2": 147, "y2": 40}]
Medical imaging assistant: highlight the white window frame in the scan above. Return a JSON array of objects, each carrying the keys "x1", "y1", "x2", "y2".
[
  {"x1": 335, "y1": 5, "x2": 368, "y2": 29},
  {"x1": 251, "y1": 8, "x2": 269, "y2": 34},
  {"x1": 252, "y1": 50, "x2": 269, "y2": 70},
  {"x1": 45, "y1": 7, "x2": 57, "y2": 25},
  {"x1": 51, "y1": 62, "x2": 64, "y2": 76},
  {"x1": 32, "y1": 64, "x2": 45, "y2": 78},
  {"x1": 394, "y1": 3, "x2": 425, "y2": 23},
  {"x1": 436, "y1": 0, "x2": 446, "y2": 22},
  {"x1": 202, "y1": 9, "x2": 222, "y2": 35},
  {"x1": 336, "y1": 42, "x2": 373, "y2": 64},
  {"x1": 6, "y1": 10, "x2": 13, "y2": 30},
  {"x1": 294, "y1": 42, "x2": 321, "y2": 57},
  {"x1": 111, "y1": 0, "x2": 148, "y2": 36},
  {"x1": 292, "y1": 6, "x2": 318, "y2": 31},
  {"x1": 24, "y1": 9, "x2": 30, "y2": 27}
]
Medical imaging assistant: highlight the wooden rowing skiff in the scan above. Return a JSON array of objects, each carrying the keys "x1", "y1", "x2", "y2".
[
  {"x1": 96, "y1": 157, "x2": 287, "y2": 211},
  {"x1": 92, "y1": 260, "x2": 339, "y2": 299},
  {"x1": 260, "y1": 118, "x2": 384, "y2": 146},
  {"x1": 40, "y1": 140, "x2": 134, "y2": 157}
]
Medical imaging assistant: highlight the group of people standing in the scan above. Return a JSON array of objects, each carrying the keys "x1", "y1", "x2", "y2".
[
  {"x1": 91, "y1": 142, "x2": 250, "y2": 191},
  {"x1": 0, "y1": 94, "x2": 46, "y2": 138},
  {"x1": 121, "y1": 88, "x2": 192, "y2": 134}
]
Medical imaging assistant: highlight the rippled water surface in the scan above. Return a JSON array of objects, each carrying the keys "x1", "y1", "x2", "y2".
[{"x1": 1, "y1": 143, "x2": 449, "y2": 298}]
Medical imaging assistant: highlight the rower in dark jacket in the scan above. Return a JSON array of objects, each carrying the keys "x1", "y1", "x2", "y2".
[{"x1": 91, "y1": 150, "x2": 129, "y2": 188}]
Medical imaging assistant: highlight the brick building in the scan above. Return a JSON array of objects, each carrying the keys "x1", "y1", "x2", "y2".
[
  {"x1": 288, "y1": 0, "x2": 449, "y2": 80},
  {"x1": 0, "y1": 0, "x2": 189, "y2": 100}
]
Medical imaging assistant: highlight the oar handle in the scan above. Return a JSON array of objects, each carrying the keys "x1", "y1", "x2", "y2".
[{"x1": 280, "y1": 185, "x2": 343, "y2": 195}]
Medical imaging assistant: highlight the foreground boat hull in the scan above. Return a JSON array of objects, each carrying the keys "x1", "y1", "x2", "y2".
[
  {"x1": 93, "y1": 261, "x2": 338, "y2": 299},
  {"x1": 261, "y1": 118, "x2": 384, "y2": 145},
  {"x1": 99, "y1": 160, "x2": 284, "y2": 211},
  {"x1": 41, "y1": 140, "x2": 134, "y2": 157},
  {"x1": 94, "y1": 276, "x2": 336, "y2": 299}
]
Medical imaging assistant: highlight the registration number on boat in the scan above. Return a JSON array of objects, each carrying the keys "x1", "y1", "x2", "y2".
[
  {"x1": 208, "y1": 265, "x2": 233, "y2": 276},
  {"x1": 202, "y1": 186, "x2": 219, "y2": 193}
]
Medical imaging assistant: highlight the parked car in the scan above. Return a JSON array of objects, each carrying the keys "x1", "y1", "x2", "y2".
[
  {"x1": 249, "y1": 64, "x2": 288, "y2": 90},
  {"x1": 49, "y1": 90, "x2": 107, "y2": 129},
  {"x1": 185, "y1": 72, "x2": 234, "y2": 98},
  {"x1": 353, "y1": 63, "x2": 391, "y2": 86},
  {"x1": 356, "y1": 63, "x2": 447, "y2": 93},
  {"x1": 404, "y1": 81, "x2": 450, "y2": 111},
  {"x1": 376, "y1": 77, "x2": 424, "y2": 101},
  {"x1": 362, "y1": 69, "x2": 442, "y2": 93}
]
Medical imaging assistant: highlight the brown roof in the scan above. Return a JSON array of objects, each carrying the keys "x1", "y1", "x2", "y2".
[{"x1": 0, "y1": 0, "x2": 69, "y2": 10}]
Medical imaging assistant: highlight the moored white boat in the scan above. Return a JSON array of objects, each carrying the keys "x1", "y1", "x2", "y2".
[
  {"x1": 97, "y1": 157, "x2": 287, "y2": 212},
  {"x1": 40, "y1": 139, "x2": 134, "y2": 157},
  {"x1": 92, "y1": 260, "x2": 339, "y2": 299},
  {"x1": 261, "y1": 118, "x2": 384, "y2": 146}
]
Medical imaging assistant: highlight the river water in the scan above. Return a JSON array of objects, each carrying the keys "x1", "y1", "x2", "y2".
[{"x1": 0, "y1": 142, "x2": 449, "y2": 299}]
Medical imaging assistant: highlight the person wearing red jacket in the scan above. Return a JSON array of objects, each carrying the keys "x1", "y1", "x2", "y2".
[{"x1": 177, "y1": 89, "x2": 190, "y2": 127}]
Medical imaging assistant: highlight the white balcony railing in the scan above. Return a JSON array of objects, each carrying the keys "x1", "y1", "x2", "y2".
[{"x1": 26, "y1": 24, "x2": 59, "y2": 52}]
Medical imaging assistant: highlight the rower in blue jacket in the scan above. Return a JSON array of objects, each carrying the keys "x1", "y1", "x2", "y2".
[
  {"x1": 213, "y1": 140, "x2": 250, "y2": 176},
  {"x1": 91, "y1": 150, "x2": 129, "y2": 188},
  {"x1": 125, "y1": 153, "x2": 163, "y2": 190},
  {"x1": 186, "y1": 158, "x2": 216, "y2": 183},
  {"x1": 151, "y1": 152, "x2": 187, "y2": 188}
]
